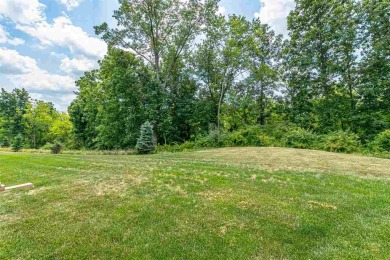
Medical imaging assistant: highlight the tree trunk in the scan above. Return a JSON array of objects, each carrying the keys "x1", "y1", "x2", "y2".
[
  {"x1": 153, "y1": 124, "x2": 158, "y2": 146},
  {"x1": 258, "y1": 81, "x2": 266, "y2": 126},
  {"x1": 217, "y1": 84, "x2": 225, "y2": 146}
]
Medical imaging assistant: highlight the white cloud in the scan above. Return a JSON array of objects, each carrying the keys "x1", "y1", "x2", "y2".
[
  {"x1": 0, "y1": 47, "x2": 36, "y2": 74},
  {"x1": 60, "y1": 55, "x2": 98, "y2": 75},
  {"x1": 0, "y1": 25, "x2": 25, "y2": 46},
  {"x1": 12, "y1": 70, "x2": 76, "y2": 92},
  {"x1": 6, "y1": 37, "x2": 25, "y2": 46},
  {"x1": 0, "y1": 0, "x2": 98, "y2": 110},
  {"x1": 58, "y1": 0, "x2": 84, "y2": 11},
  {"x1": 217, "y1": 6, "x2": 226, "y2": 15},
  {"x1": 17, "y1": 16, "x2": 107, "y2": 60},
  {"x1": 30, "y1": 92, "x2": 76, "y2": 112},
  {"x1": 254, "y1": 0, "x2": 295, "y2": 37},
  {"x1": 0, "y1": 0, "x2": 46, "y2": 24},
  {"x1": 0, "y1": 47, "x2": 76, "y2": 92}
]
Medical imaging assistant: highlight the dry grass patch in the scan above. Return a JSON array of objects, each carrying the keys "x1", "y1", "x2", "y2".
[{"x1": 190, "y1": 147, "x2": 390, "y2": 178}]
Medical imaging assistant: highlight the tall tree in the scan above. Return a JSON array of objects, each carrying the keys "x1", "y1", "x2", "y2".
[
  {"x1": 68, "y1": 70, "x2": 102, "y2": 148},
  {"x1": 23, "y1": 101, "x2": 58, "y2": 149},
  {"x1": 0, "y1": 88, "x2": 29, "y2": 140},
  {"x1": 50, "y1": 113, "x2": 73, "y2": 146},
  {"x1": 247, "y1": 19, "x2": 283, "y2": 125},
  {"x1": 95, "y1": 0, "x2": 218, "y2": 141},
  {"x1": 96, "y1": 48, "x2": 161, "y2": 149},
  {"x1": 356, "y1": 0, "x2": 390, "y2": 139},
  {"x1": 286, "y1": 0, "x2": 360, "y2": 131},
  {"x1": 95, "y1": 0, "x2": 218, "y2": 85},
  {"x1": 193, "y1": 15, "x2": 250, "y2": 139}
]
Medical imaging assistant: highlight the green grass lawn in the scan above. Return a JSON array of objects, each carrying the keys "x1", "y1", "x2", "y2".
[{"x1": 1, "y1": 147, "x2": 390, "y2": 259}]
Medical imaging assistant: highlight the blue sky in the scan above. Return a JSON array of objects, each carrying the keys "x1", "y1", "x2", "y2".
[{"x1": 0, "y1": 0, "x2": 294, "y2": 111}]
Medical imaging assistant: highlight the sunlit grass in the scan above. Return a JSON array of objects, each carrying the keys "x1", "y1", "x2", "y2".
[{"x1": 1, "y1": 148, "x2": 390, "y2": 259}]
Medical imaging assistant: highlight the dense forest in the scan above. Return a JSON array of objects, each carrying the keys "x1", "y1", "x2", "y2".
[{"x1": 0, "y1": 0, "x2": 389, "y2": 153}]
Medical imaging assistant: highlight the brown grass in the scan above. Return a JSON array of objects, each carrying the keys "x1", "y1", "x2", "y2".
[{"x1": 188, "y1": 147, "x2": 390, "y2": 178}]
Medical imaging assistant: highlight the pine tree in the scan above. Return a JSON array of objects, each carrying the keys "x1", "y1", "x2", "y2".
[
  {"x1": 135, "y1": 122, "x2": 156, "y2": 154},
  {"x1": 12, "y1": 134, "x2": 24, "y2": 152},
  {"x1": 51, "y1": 142, "x2": 63, "y2": 154}
]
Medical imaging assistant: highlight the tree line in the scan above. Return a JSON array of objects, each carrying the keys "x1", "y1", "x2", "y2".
[
  {"x1": 1, "y1": 0, "x2": 389, "y2": 152},
  {"x1": 0, "y1": 88, "x2": 73, "y2": 149}
]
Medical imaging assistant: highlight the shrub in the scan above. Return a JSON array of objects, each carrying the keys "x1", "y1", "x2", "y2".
[
  {"x1": 135, "y1": 121, "x2": 156, "y2": 154},
  {"x1": 12, "y1": 134, "x2": 24, "y2": 152},
  {"x1": 181, "y1": 141, "x2": 196, "y2": 151},
  {"x1": 225, "y1": 131, "x2": 247, "y2": 146},
  {"x1": 157, "y1": 142, "x2": 196, "y2": 153},
  {"x1": 284, "y1": 128, "x2": 318, "y2": 149},
  {"x1": 225, "y1": 126, "x2": 264, "y2": 147},
  {"x1": 262, "y1": 122, "x2": 293, "y2": 140},
  {"x1": 41, "y1": 142, "x2": 53, "y2": 150},
  {"x1": 240, "y1": 126, "x2": 265, "y2": 146},
  {"x1": 51, "y1": 142, "x2": 63, "y2": 154},
  {"x1": 258, "y1": 134, "x2": 277, "y2": 147},
  {"x1": 194, "y1": 130, "x2": 220, "y2": 148},
  {"x1": 1, "y1": 137, "x2": 10, "y2": 147},
  {"x1": 371, "y1": 130, "x2": 390, "y2": 152},
  {"x1": 322, "y1": 130, "x2": 360, "y2": 153}
]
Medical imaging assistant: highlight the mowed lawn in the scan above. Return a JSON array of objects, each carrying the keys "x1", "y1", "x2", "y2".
[{"x1": 1, "y1": 148, "x2": 390, "y2": 259}]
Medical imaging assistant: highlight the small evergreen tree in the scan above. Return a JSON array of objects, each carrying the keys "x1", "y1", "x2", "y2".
[
  {"x1": 1, "y1": 137, "x2": 10, "y2": 147},
  {"x1": 135, "y1": 121, "x2": 156, "y2": 154},
  {"x1": 51, "y1": 142, "x2": 63, "y2": 154},
  {"x1": 12, "y1": 134, "x2": 24, "y2": 152}
]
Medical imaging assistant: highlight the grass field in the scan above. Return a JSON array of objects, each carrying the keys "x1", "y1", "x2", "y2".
[{"x1": 1, "y1": 147, "x2": 390, "y2": 259}]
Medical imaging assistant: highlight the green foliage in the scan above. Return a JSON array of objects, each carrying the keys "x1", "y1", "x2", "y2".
[
  {"x1": 157, "y1": 142, "x2": 196, "y2": 153},
  {"x1": 0, "y1": 88, "x2": 29, "y2": 140},
  {"x1": 284, "y1": 128, "x2": 319, "y2": 149},
  {"x1": 356, "y1": 0, "x2": 390, "y2": 139},
  {"x1": 51, "y1": 142, "x2": 63, "y2": 154},
  {"x1": 323, "y1": 131, "x2": 361, "y2": 153},
  {"x1": 68, "y1": 70, "x2": 101, "y2": 149},
  {"x1": 0, "y1": 88, "x2": 72, "y2": 150},
  {"x1": 286, "y1": 0, "x2": 360, "y2": 132},
  {"x1": 224, "y1": 126, "x2": 265, "y2": 147},
  {"x1": 5, "y1": 0, "x2": 387, "y2": 155},
  {"x1": 41, "y1": 142, "x2": 53, "y2": 150},
  {"x1": 1, "y1": 137, "x2": 10, "y2": 147},
  {"x1": 23, "y1": 101, "x2": 58, "y2": 149},
  {"x1": 371, "y1": 130, "x2": 390, "y2": 152},
  {"x1": 135, "y1": 122, "x2": 156, "y2": 154},
  {"x1": 50, "y1": 113, "x2": 73, "y2": 147},
  {"x1": 12, "y1": 134, "x2": 24, "y2": 152},
  {"x1": 156, "y1": 125, "x2": 386, "y2": 156}
]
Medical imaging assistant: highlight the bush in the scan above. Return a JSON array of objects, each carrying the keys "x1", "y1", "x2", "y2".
[
  {"x1": 51, "y1": 142, "x2": 63, "y2": 154},
  {"x1": 322, "y1": 130, "x2": 361, "y2": 153},
  {"x1": 41, "y1": 142, "x2": 53, "y2": 150},
  {"x1": 225, "y1": 131, "x2": 247, "y2": 146},
  {"x1": 224, "y1": 126, "x2": 265, "y2": 147},
  {"x1": 1, "y1": 137, "x2": 10, "y2": 147},
  {"x1": 135, "y1": 121, "x2": 156, "y2": 154},
  {"x1": 157, "y1": 142, "x2": 196, "y2": 153},
  {"x1": 284, "y1": 128, "x2": 318, "y2": 149},
  {"x1": 193, "y1": 127, "x2": 220, "y2": 148},
  {"x1": 12, "y1": 134, "x2": 24, "y2": 152},
  {"x1": 262, "y1": 122, "x2": 293, "y2": 141},
  {"x1": 371, "y1": 130, "x2": 390, "y2": 152}
]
